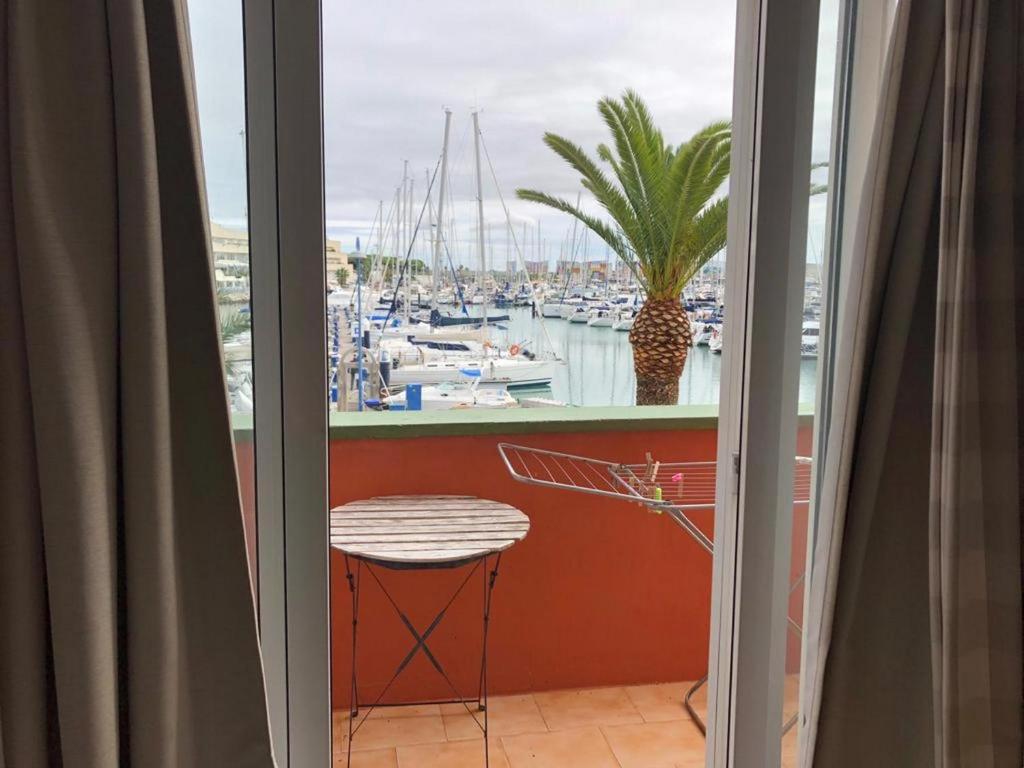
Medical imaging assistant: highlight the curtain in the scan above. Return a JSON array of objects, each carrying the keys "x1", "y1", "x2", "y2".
[
  {"x1": 802, "y1": 0, "x2": 1023, "y2": 766},
  {"x1": 0, "y1": 1, "x2": 275, "y2": 766}
]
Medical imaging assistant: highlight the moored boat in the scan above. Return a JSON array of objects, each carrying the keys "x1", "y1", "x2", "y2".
[
  {"x1": 587, "y1": 305, "x2": 615, "y2": 327},
  {"x1": 612, "y1": 307, "x2": 636, "y2": 331},
  {"x1": 383, "y1": 380, "x2": 517, "y2": 411},
  {"x1": 567, "y1": 305, "x2": 591, "y2": 323},
  {"x1": 388, "y1": 356, "x2": 559, "y2": 388}
]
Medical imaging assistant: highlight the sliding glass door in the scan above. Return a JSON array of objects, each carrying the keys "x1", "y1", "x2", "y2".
[{"x1": 204, "y1": 0, "x2": 890, "y2": 764}]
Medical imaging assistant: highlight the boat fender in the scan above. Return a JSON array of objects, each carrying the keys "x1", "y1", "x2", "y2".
[{"x1": 509, "y1": 344, "x2": 521, "y2": 356}]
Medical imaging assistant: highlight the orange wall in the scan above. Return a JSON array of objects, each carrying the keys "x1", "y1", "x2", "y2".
[
  {"x1": 233, "y1": 424, "x2": 810, "y2": 712},
  {"x1": 328, "y1": 426, "x2": 812, "y2": 711}
]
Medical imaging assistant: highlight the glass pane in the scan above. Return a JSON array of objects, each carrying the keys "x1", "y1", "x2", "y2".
[
  {"x1": 325, "y1": 4, "x2": 736, "y2": 411},
  {"x1": 781, "y1": 0, "x2": 843, "y2": 764},
  {"x1": 187, "y1": 0, "x2": 256, "y2": 594},
  {"x1": 324, "y1": 2, "x2": 737, "y2": 765}
]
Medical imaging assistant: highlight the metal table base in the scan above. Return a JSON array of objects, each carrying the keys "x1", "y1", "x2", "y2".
[{"x1": 342, "y1": 552, "x2": 503, "y2": 768}]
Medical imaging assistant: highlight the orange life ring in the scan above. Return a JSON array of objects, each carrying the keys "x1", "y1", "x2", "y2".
[{"x1": 509, "y1": 344, "x2": 521, "y2": 356}]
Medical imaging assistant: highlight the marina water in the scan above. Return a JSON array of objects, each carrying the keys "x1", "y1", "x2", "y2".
[{"x1": 485, "y1": 306, "x2": 819, "y2": 407}]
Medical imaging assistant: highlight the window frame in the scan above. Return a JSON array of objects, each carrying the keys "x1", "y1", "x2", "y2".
[
  {"x1": 237, "y1": 0, "x2": 869, "y2": 764},
  {"x1": 244, "y1": 0, "x2": 330, "y2": 765},
  {"x1": 705, "y1": 0, "x2": 825, "y2": 765}
]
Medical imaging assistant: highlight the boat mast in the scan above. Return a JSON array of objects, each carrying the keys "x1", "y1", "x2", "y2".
[
  {"x1": 407, "y1": 176, "x2": 415, "y2": 316},
  {"x1": 401, "y1": 160, "x2": 410, "y2": 324},
  {"x1": 472, "y1": 110, "x2": 487, "y2": 331},
  {"x1": 391, "y1": 186, "x2": 401, "y2": 294},
  {"x1": 374, "y1": 200, "x2": 383, "y2": 300},
  {"x1": 432, "y1": 109, "x2": 452, "y2": 312},
  {"x1": 536, "y1": 219, "x2": 541, "y2": 278},
  {"x1": 522, "y1": 222, "x2": 527, "y2": 281}
]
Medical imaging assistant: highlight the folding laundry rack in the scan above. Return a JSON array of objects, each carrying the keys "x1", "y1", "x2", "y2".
[{"x1": 496, "y1": 442, "x2": 812, "y2": 736}]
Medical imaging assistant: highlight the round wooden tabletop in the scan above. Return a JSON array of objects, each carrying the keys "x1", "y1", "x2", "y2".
[{"x1": 329, "y1": 495, "x2": 530, "y2": 568}]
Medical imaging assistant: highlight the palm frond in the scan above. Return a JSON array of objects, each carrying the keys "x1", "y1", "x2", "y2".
[
  {"x1": 539, "y1": 133, "x2": 647, "y2": 255},
  {"x1": 519, "y1": 91, "x2": 731, "y2": 299},
  {"x1": 515, "y1": 188, "x2": 649, "y2": 292}
]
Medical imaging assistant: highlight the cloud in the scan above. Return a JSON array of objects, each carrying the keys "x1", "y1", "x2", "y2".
[{"x1": 189, "y1": 0, "x2": 837, "y2": 267}]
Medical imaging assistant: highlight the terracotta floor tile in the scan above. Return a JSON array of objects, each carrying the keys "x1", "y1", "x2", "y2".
[
  {"x1": 444, "y1": 694, "x2": 548, "y2": 741},
  {"x1": 601, "y1": 719, "x2": 705, "y2": 768},
  {"x1": 501, "y1": 726, "x2": 620, "y2": 768},
  {"x1": 624, "y1": 682, "x2": 693, "y2": 723},
  {"x1": 370, "y1": 704, "x2": 443, "y2": 719},
  {"x1": 328, "y1": 676, "x2": 802, "y2": 766},
  {"x1": 439, "y1": 701, "x2": 482, "y2": 716},
  {"x1": 533, "y1": 686, "x2": 643, "y2": 731},
  {"x1": 333, "y1": 747, "x2": 399, "y2": 767},
  {"x1": 335, "y1": 704, "x2": 443, "y2": 721},
  {"x1": 337, "y1": 715, "x2": 447, "y2": 752},
  {"x1": 396, "y1": 739, "x2": 510, "y2": 768},
  {"x1": 783, "y1": 675, "x2": 801, "y2": 720},
  {"x1": 781, "y1": 726, "x2": 799, "y2": 768}
]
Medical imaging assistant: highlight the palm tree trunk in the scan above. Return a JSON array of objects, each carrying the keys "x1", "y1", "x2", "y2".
[{"x1": 629, "y1": 298, "x2": 691, "y2": 405}]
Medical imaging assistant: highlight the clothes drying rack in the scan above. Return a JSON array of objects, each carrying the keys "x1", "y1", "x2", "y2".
[{"x1": 496, "y1": 442, "x2": 811, "y2": 736}]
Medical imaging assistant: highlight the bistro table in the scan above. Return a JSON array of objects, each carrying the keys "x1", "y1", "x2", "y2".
[{"x1": 330, "y1": 494, "x2": 530, "y2": 767}]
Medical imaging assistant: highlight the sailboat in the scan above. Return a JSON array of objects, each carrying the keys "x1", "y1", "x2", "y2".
[
  {"x1": 381, "y1": 110, "x2": 559, "y2": 391},
  {"x1": 382, "y1": 378, "x2": 517, "y2": 411}
]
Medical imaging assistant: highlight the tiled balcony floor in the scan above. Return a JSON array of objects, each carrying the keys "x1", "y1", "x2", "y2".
[{"x1": 333, "y1": 678, "x2": 800, "y2": 767}]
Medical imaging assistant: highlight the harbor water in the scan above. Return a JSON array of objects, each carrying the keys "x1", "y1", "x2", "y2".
[{"x1": 485, "y1": 306, "x2": 819, "y2": 407}]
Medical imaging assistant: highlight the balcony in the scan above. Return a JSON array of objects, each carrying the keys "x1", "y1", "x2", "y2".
[{"x1": 235, "y1": 406, "x2": 812, "y2": 766}]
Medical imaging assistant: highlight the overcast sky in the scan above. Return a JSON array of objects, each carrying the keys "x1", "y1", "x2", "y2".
[{"x1": 188, "y1": 0, "x2": 836, "y2": 268}]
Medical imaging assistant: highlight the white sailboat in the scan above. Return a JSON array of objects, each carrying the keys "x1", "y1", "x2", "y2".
[
  {"x1": 708, "y1": 327, "x2": 723, "y2": 353},
  {"x1": 567, "y1": 304, "x2": 591, "y2": 323},
  {"x1": 377, "y1": 110, "x2": 561, "y2": 391},
  {"x1": 541, "y1": 300, "x2": 566, "y2": 318},
  {"x1": 382, "y1": 379, "x2": 517, "y2": 411},
  {"x1": 388, "y1": 356, "x2": 558, "y2": 387},
  {"x1": 587, "y1": 305, "x2": 615, "y2": 327},
  {"x1": 612, "y1": 307, "x2": 636, "y2": 331},
  {"x1": 800, "y1": 320, "x2": 819, "y2": 358}
]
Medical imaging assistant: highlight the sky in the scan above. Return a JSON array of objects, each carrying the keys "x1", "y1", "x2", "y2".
[{"x1": 188, "y1": 0, "x2": 837, "y2": 269}]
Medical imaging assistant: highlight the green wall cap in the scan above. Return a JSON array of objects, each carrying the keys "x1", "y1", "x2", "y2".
[{"x1": 232, "y1": 403, "x2": 815, "y2": 441}]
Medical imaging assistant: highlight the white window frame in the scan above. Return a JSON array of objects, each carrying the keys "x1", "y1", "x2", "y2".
[
  {"x1": 244, "y1": 1, "x2": 330, "y2": 766},
  {"x1": 238, "y1": 0, "x2": 880, "y2": 765},
  {"x1": 706, "y1": 1, "x2": 823, "y2": 765}
]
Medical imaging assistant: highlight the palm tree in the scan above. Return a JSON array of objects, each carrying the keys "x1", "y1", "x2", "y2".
[{"x1": 517, "y1": 91, "x2": 730, "y2": 405}]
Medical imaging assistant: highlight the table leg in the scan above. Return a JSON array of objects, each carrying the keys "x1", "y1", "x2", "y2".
[
  {"x1": 476, "y1": 553, "x2": 502, "y2": 768},
  {"x1": 345, "y1": 556, "x2": 362, "y2": 768},
  {"x1": 343, "y1": 555, "x2": 504, "y2": 766}
]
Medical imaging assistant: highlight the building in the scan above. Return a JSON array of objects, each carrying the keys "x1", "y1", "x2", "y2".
[
  {"x1": 523, "y1": 259, "x2": 549, "y2": 278},
  {"x1": 211, "y1": 222, "x2": 251, "y2": 301},
  {"x1": 325, "y1": 238, "x2": 354, "y2": 288},
  {"x1": 555, "y1": 259, "x2": 582, "y2": 279},
  {"x1": 209, "y1": 222, "x2": 354, "y2": 296},
  {"x1": 584, "y1": 259, "x2": 610, "y2": 282}
]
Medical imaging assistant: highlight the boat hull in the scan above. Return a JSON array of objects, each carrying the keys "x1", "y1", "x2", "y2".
[
  {"x1": 389, "y1": 358, "x2": 559, "y2": 388},
  {"x1": 541, "y1": 303, "x2": 564, "y2": 318}
]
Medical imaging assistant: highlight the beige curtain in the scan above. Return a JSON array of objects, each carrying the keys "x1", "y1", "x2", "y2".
[
  {"x1": 802, "y1": 0, "x2": 1022, "y2": 766},
  {"x1": 0, "y1": 1, "x2": 274, "y2": 766}
]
